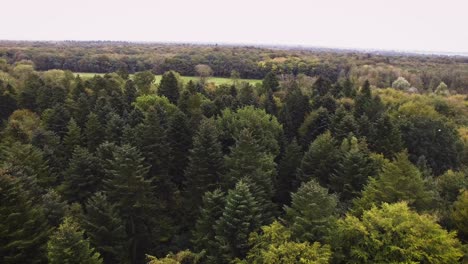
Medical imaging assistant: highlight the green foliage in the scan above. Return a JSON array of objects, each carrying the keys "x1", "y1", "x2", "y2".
[
  {"x1": 333, "y1": 202, "x2": 463, "y2": 263},
  {"x1": 47, "y1": 217, "x2": 103, "y2": 264},
  {"x1": 63, "y1": 118, "x2": 82, "y2": 157},
  {"x1": 84, "y1": 112, "x2": 104, "y2": 151},
  {"x1": 0, "y1": 171, "x2": 51, "y2": 264},
  {"x1": 224, "y1": 128, "x2": 277, "y2": 222},
  {"x1": 147, "y1": 250, "x2": 202, "y2": 264},
  {"x1": 215, "y1": 180, "x2": 262, "y2": 261},
  {"x1": 451, "y1": 190, "x2": 468, "y2": 239},
  {"x1": 61, "y1": 147, "x2": 104, "y2": 204},
  {"x1": 192, "y1": 189, "x2": 225, "y2": 263},
  {"x1": 238, "y1": 221, "x2": 332, "y2": 264},
  {"x1": 184, "y1": 118, "x2": 224, "y2": 209},
  {"x1": 400, "y1": 115, "x2": 463, "y2": 175},
  {"x1": 331, "y1": 137, "x2": 378, "y2": 203},
  {"x1": 279, "y1": 85, "x2": 311, "y2": 140},
  {"x1": 298, "y1": 131, "x2": 341, "y2": 188},
  {"x1": 275, "y1": 139, "x2": 303, "y2": 205},
  {"x1": 218, "y1": 106, "x2": 283, "y2": 156},
  {"x1": 284, "y1": 180, "x2": 338, "y2": 243},
  {"x1": 82, "y1": 192, "x2": 127, "y2": 263},
  {"x1": 134, "y1": 71, "x2": 155, "y2": 95},
  {"x1": 262, "y1": 71, "x2": 279, "y2": 92},
  {"x1": 103, "y1": 145, "x2": 157, "y2": 264},
  {"x1": 391, "y1": 77, "x2": 411, "y2": 90},
  {"x1": 353, "y1": 152, "x2": 434, "y2": 215},
  {"x1": 158, "y1": 71, "x2": 180, "y2": 104}
]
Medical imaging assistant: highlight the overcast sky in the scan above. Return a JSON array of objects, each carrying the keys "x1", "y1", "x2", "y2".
[{"x1": 1, "y1": 0, "x2": 468, "y2": 53}]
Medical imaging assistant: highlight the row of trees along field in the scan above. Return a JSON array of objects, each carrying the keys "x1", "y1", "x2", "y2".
[
  {"x1": 2, "y1": 41, "x2": 468, "y2": 93},
  {"x1": 1, "y1": 58, "x2": 468, "y2": 263}
]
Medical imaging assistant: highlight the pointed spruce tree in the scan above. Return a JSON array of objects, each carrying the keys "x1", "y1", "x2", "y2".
[
  {"x1": 192, "y1": 189, "x2": 226, "y2": 263},
  {"x1": 103, "y1": 145, "x2": 158, "y2": 264},
  {"x1": 330, "y1": 137, "x2": 378, "y2": 204},
  {"x1": 224, "y1": 128, "x2": 277, "y2": 223},
  {"x1": 275, "y1": 138, "x2": 304, "y2": 205},
  {"x1": 298, "y1": 131, "x2": 341, "y2": 188},
  {"x1": 215, "y1": 180, "x2": 262, "y2": 262},
  {"x1": 284, "y1": 179, "x2": 338, "y2": 243},
  {"x1": 167, "y1": 110, "x2": 192, "y2": 186},
  {"x1": 353, "y1": 151, "x2": 434, "y2": 215},
  {"x1": 158, "y1": 71, "x2": 180, "y2": 104},
  {"x1": 0, "y1": 171, "x2": 51, "y2": 264},
  {"x1": 84, "y1": 112, "x2": 104, "y2": 152},
  {"x1": 61, "y1": 147, "x2": 104, "y2": 204},
  {"x1": 63, "y1": 118, "x2": 82, "y2": 158},
  {"x1": 262, "y1": 71, "x2": 279, "y2": 92},
  {"x1": 82, "y1": 192, "x2": 127, "y2": 264},
  {"x1": 47, "y1": 217, "x2": 102, "y2": 264},
  {"x1": 184, "y1": 118, "x2": 224, "y2": 210}
]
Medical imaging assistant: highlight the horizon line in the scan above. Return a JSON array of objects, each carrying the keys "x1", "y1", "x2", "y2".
[{"x1": 1, "y1": 39, "x2": 468, "y2": 58}]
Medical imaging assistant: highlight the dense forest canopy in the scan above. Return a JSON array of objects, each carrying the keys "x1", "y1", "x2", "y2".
[
  {"x1": 1, "y1": 42, "x2": 468, "y2": 264},
  {"x1": 2, "y1": 41, "x2": 468, "y2": 93}
]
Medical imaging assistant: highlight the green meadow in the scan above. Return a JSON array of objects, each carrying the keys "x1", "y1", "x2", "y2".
[{"x1": 73, "y1": 72, "x2": 261, "y2": 86}]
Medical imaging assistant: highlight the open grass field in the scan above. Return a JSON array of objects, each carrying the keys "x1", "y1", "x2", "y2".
[{"x1": 73, "y1": 72, "x2": 262, "y2": 86}]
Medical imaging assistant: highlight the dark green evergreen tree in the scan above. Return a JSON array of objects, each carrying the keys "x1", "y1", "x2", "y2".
[
  {"x1": 61, "y1": 147, "x2": 104, "y2": 204},
  {"x1": 158, "y1": 71, "x2": 180, "y2": 104},
  {"x1": 262, "y1": 71, "x2": 279, "y2": 92},
  {"x1": 103, "y1": 145, "x2": 158, "y2": 264},
  {"x1": 331, "y1": 137, "x2": 378, "y2": 204},
  {"x1": 192, "y1": 189, "x2": 226, "y2": 264},
  {"x1": 82, "y1": 192, "x2": 127, "y2": 264},
  {"x1": 167, "y1": 110, "x2": 192, "y2": 186},
  {"x1": 279, "y1": 85, "x2": 310, "y2": 140},
  {"x1": 84, "y1": 112, "x2": 104, "y2": 152},
  {"x1": 298, "y1": 131, "x2": 341, "y2": 188},
  {"x1": 275, "y1": 138, "x2": 303, "y2": 205},
  {"x1": 105, "y1": 113, "x2": 125, "y2": 144},
  {"x1": 184, "y1": 118, "x2": 224, "y2": 212},
  {"x1": 284, "y1": 179, "x2": 338, "y2": 243},
  {"x1": 63, "y1": 118, "x2": 82, "y2": 158},
  {"x1": 224, "y1": 128, "x2": 277, "y2": 223},
  {"x1": 215, "y1": 180, "x2": 262, "y2": 261},
  {"x1": 42, "y1": 189, "x2": 67, "y2": 227},
  {"x1": 0, "y1": 171, "x2": 51, "y2": 264}
]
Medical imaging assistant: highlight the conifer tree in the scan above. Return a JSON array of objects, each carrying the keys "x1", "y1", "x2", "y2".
[
  {"x1": 262, "y1": 71, "x2": 279, "y2": 92},
  {"x1": 42, "y1": 189, "x2": 67, "y2": 227},
  {"x1": 135, "y1": 106, "x2": 170, "y2": 176},
  {"x1": 105, "y1": 113, "x2": 124, "y2": 144},
  {"x1": 275, "y1": 139, "x2": 303, "y2": 205},
  {"x1": 63, "y1": 118, "x2": 82, "y2": 158},
  {"x1": 82, "y1": 192, "x2": 127, "y2": 264},
  {"x1": 279, "y1": 85, "x2": 310, "y2": 140},
  {"x1": 158, "y1": 71, "x2": 180, "y2": 104},
  {"x1": 47, "y1": 217, "x2": 102, "y2": 264},
  {"x1": 0, "y1": 171, "x2": 51, "y2": 264},
  {"x1": 184, "y1": 118, "x2": 224, "y2": 209},
  {"x1": 284, "y1": 179, "x2": 338, "y2": 243},
  {"x1": 124, "y1": 79, "x2": 137, "y2": 107},
  {"x1": 84, "y1": 112, "x2": 104, "y2": 151},
  {"x1": 192, "y1": 189, "x2": 225, "y2": 263},
  {"x1": 103, "y1": 145, "x2": 158, "y2": 264},
  {"x1": 215, "y1": 180, "x2": 262, "y2": 261},
  {"x1": 353, "y1": 152, "x2": 433, "y2": 215},
  {"x1": 167, "y1": 110, "x2": 192, "y2": 186},
  {"x1": 331, "y1": 137, "x2": 378, "y2": 203},
  {"x1": 298, "y1": 131, "x2": 341, "y2": 188},
  {"x1": 61, "y1": 147, "x2": 104, "y2": 204},
  {"x1": 224, "y1": 128, "x2": 277, "y2": 222}
]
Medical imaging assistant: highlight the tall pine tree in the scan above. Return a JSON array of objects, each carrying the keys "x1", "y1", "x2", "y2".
[{"x1": 215, "y1": 180, "x2": 262, "y2": 261}]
